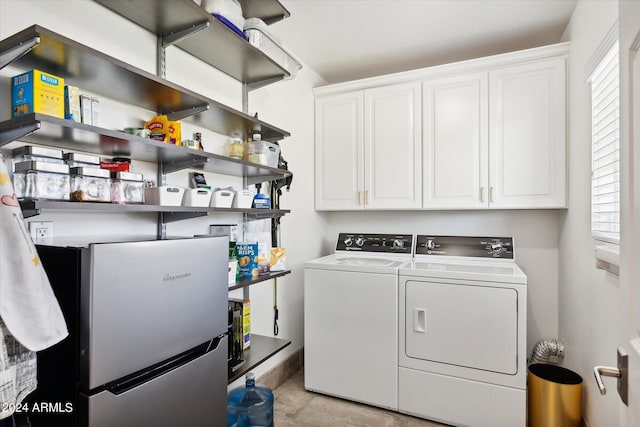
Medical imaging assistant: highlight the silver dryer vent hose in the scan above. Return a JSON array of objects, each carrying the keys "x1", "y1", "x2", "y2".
[{"x1": 529, "y1": 339, "x2": 565, "y2": 365}]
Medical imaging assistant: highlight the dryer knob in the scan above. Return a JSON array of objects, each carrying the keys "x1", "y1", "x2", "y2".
[
  {"x1": 392, "y1": 239, "x2": 404, "y2": 248},
  {"x1": 426, "y1": 239, "x2": 436, "y2": 250},
  {"x1": 344, "y1": 237, "x2": 353, "y2": 247},
  {"x1": 355, "y1": 237, "x2": 366, "y2": 247}
]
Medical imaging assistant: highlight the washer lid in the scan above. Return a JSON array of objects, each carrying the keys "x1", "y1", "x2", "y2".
[{"x1": 304, "y1": 254, "x2": 409, "y2": 274}]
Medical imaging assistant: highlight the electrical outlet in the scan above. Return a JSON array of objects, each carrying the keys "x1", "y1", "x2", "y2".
[{"x1": 29, "y1": 221, "x2": 53, "y2": 243}]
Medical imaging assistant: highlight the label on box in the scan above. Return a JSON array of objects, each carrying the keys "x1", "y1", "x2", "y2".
[
  {"x1": 12, "y1": 69, "x2": 65, "y2": 119},
  {"x1": 236, "y1": 242, "x2": 258, "y2": 278}
]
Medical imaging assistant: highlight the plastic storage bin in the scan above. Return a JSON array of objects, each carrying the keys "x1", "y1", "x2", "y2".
[
  {"x1": 233, "y1": 190, "x2": 254, "y2": 208},
  {"x1": 111, "y1": 171, "x2": 144, "y2": 204},
  {"x1": 202, "y1": 0, "x2": 245, "y2": 34},
  {"x1": 227, "y1": 373, "x2": 274, "y2": 427},
  {"x1": 244, "y1": 18, "x2": 302, "y2": 78},
  {"x1": 70, "y1": 167, "x2": 112, "y2": 202},
  {"x1": 12, "y1": 145, "x2": 64, "y2": 164},
  {"x1": 13, "y1": 161, "x2": 70, "y2": 200},
  {"x1": 144, "y1": 186, "x2": 185, "y2": 206},
  {"x1": 183, "y1": 188, "x2": 212, "y2": 207},
  {"x1": 248, "y1": 140, "x2": 280, "y2": 168},
  {"x1": 211, "y1": 188, "x2": 235, "y2": 208}
]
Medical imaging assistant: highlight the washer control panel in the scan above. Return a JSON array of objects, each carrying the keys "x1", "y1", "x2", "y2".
[
  {"x1": 336, "y1": 233, "x2": 413, "y2": 254},
  {"x1": 415, "y1": 235, "x2": 514, "y2": 259}
]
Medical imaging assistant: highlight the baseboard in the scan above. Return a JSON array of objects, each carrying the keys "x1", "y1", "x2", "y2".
[{"x1": 257, "y1": 348, "x2": 304, "y2": 390}]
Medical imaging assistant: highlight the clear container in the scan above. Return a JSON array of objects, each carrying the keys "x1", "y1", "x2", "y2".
[
  {"x1": 12, "y1": 145, "x2": 64, "y2": 164},
  {"x1": 13, "y1": 161, "x2": 70, "y2": 200},
  {"x1": 244, "y1": 18, "x2": 302, "y2": 78},
  {"x1": 64, "y1": 152, "x2": 101, "y2": 169},
  {"x1": 227, "y1": 373, "x2": 274, "y2": 427},
  {"x1": 70, "y1": 167, "x2": 112, "y2": 202},
  {"x1": 226, "y1": 137, "x2": 245, "y2": 159},
  {"x1": 111, "y1": 171, "x2": 144, "y2": 204}
]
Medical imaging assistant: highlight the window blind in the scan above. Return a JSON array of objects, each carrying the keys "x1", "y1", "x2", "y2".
[{"x1": 590, "y1": 41, "x2": 620, "y2": 244}]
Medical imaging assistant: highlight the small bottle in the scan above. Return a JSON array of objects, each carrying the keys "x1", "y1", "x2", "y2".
[{"x1": 227, "y1": 372, "x2": 274, "y2": 427}]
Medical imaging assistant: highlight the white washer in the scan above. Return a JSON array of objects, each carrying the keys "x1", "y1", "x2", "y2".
[
  {"x1": 304, "y1": 233, "x2": 414, "y2": 410},
  {"x1": 398, "y1": 235, "x2": 527, "y2": 427}
]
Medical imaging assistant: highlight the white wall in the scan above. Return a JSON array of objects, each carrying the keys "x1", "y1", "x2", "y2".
[
  {"x1": 558, "y1": 1, "x2": 621, "y2": 426},
  {"x1": 0, "y1": 0, "x2": 326, "y2": 392}
]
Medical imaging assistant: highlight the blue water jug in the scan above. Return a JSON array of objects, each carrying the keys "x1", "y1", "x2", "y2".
[{"x1": 227, "y1": 372, "x2": 274, "y2": 427}]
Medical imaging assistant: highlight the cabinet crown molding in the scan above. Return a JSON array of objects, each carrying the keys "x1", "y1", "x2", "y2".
[{"x1": 313, "y1": 41, "x2": 570, "y2": 96}]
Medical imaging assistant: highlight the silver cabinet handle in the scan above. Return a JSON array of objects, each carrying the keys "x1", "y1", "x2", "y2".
[
  {"x1": 593, "y1": 365, "x2": 621, "y2": 395},
  {"x1": 480, "y1": 187, "x2": 486, "y2": 203},
  {"x1": 357, "y1": 191, "x2": 361, "y2": 205},
  {"x1": 490, "y1": 186, "x2": 495, "y2": 203}
]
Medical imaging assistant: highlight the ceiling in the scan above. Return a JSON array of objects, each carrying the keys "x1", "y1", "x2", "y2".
[{"x1": 270, "y1": 0, "x2": 578, "y2": 84}]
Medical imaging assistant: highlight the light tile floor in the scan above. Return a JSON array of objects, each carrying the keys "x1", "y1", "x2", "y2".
[{"x1": 273, "y1": 369, "x2": 448, "y2": 427}]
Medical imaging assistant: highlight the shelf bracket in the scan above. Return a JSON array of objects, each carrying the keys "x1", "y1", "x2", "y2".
[
  {"x1": 0, "y1": 121, "x2": 40, "y2": 146},
  {"x1": 165, "y1": 104, "x2": 209, "y2": 122},
  {"x1": 246, "y1": 76, "x2": 287, "y2": 92},
  {"x1": 163, "y1": 211, "x2": 209, "y2": 223},
  {"x1": 162, "y1": 157, "x2": 209, "y2": 174},
  {"x1": 0, "y1": 35, "x2": 39, "y2": 70},
  {"x1": 162, "y1": 21, "x2": 210, "y2": 49},
  {"x1": 246, "y1": 173, "x2": 291, "y2": 186},
  {"x1": 20, "y1": 207, "x2": 40, "y2": 219}
]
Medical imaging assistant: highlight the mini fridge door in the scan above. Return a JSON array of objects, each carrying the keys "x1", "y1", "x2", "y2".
[
  {"x1": 80, "y1": 237, "x2": 228, "y2": 390},
  {"x1": 82, "y1": 336, "x2": 227, "y2": 427}
]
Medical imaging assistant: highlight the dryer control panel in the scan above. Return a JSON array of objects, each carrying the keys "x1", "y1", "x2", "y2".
[
  {"x1": 336, "y1": 233, "x2": 413, "y2": 254},
  {"x1": 415, "y1": 235, "x2": 514, "y2": 259}
]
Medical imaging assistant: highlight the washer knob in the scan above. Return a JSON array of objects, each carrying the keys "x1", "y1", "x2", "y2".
[
  {"x1": 392, "y1": 239, "x2": 404, "y2": 248},
  {"x1": 491, "y1": 242, "x2": 504, "y2": 254},
  {"x1": 344, "y1": 237, "x2": 353, "y2": 247},
  {"x1": 426, "y1": 239, "x2": 436, "y2": 250},
  {"x1": 355, "y1": 237, "x2": 366, "y2": 247}
]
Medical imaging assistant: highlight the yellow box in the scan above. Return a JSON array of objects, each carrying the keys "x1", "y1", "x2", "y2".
[{"x1": 12, "y1": 69, "x2": 64, "y2": 119}]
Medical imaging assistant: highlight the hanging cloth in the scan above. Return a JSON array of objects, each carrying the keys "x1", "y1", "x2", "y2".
[{"x1": 0, "y1": 152, "x2": 67, "y2": 351}]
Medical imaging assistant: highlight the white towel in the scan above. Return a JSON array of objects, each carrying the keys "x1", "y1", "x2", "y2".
[{"x1": 0, "y1": 153, "x2": 68, "y2": 352}]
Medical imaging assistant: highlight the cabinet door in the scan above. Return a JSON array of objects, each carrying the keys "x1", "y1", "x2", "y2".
[
  {"x1": 364, "y1": 81, "x2": 422, "y2": 209},
  {"x1": 315, "y1": 91, "x2": 364, "y2": 210},
  {"x1": 423, "y1": 73, "x2": 489, "y2": 208},
  {"x1": 489, "y1": 57, "x2": 567, "y2": 208}
]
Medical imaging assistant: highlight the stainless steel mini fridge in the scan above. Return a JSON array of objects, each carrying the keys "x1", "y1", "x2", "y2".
[{"x1": 28, "y1": 236, "x2": 228, "y2": 427}]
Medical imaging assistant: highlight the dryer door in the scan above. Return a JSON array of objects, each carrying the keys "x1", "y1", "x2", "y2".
[{"x1": 404, "y1": 280, "x2": 518, "y2": 375}]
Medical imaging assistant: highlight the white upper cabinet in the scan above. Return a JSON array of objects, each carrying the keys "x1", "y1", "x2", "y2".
[
  {"x1": 423, "y1": 56, "x2": 567, "y2": 209},
  {"x1": 314, "y1": 91, "x2": 364, "y2": 210},
  {"x1": 364, "y1": 82, "x2": 422, "y2": 210},
  {"x1": 315, "y1": 81, "x2": 422, "y2": 210},
  {"x1": 488, "y1": 57, "x2": 567, "y2": 208},
  {"x1": 423, "y1": 72, "x2": 489, "y2": 208},
  {"x1": 315, "y1": 43, "x2": 568, "y2": 211}
]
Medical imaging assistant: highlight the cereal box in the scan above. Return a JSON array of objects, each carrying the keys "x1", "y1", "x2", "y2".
[
  {"x1": 236, "y1": 242, "x2": 258, "y2": 278},
  {"x1": 12, "y1": 69, "x2": 64, "y2": 119},
  {"x1": 64, "y1": 85, "x2": 81, "y2": 122}
]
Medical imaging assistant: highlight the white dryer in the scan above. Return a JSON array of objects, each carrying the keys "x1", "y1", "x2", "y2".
[
  {"x1": 398, "y1": 235, "x2": 527, "y2": 427},
  {"x1": 304, "y1": 233, "x2": 414, "y2": 410}
]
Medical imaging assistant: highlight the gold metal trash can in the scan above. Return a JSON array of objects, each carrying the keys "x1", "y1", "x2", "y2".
[{"x1": 528, "y1": 363, "x2": 583, "y2": 427}]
